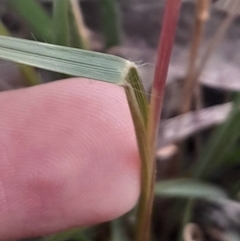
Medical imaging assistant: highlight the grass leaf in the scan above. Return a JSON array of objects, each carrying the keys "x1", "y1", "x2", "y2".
[
  {"x1": 194, "y1": 99, "x2": 240, "y2": 178},
  {"x1": 100, "y1": 0, "x2": 121, "y2": 49},
  {"x1": 53, "y1": 0, "x2": 70, "y2": 46},
  {"x1": 8, "y1": 0, "x2": 52, "y2": 43},
  {"x1": 155, "y1": 178, "x2": 227, "y2": 199},
  {"x1": 0, "y1": 36, "x2": 133, "y2": 84},
  {"x1": 214, "y1": 0, "x2": 240, "y2": 15},
  {"x1": 69, "y1": 0, "x2": 90, "y2": 49},
  {"x1": 0, "y1": 21, "x2": 9, "y2": 36},
  {"x1": 111, "y1": 218, "x2": 127, "y2": 241},
  {"x1": 42, "y1": 228, "x2": 88, "y2": 241},
  {"x1": 0, "y1": 22, "x2": 41, "y2": 86}
]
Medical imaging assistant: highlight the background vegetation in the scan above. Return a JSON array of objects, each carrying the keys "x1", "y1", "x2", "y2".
[{"x1": 0, "y1": 0, "x2": 240, "y2": 241}]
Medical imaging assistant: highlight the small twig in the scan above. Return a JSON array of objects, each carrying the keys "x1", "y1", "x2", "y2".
[{"x1": 158, "y1": 103, "x2": 232, "y2": 148}]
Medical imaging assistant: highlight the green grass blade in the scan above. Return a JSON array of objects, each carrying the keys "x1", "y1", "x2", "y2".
[
  {"x1": 0, "y1": 22, "x2": 41, "y2": 86},
  {"x1": 42, "y1": 228, "x2": 88, "y2": 241},
  {"x1": 53, "y1": 0, "x2": 70, "y2": 46},
  {"x1": 69, "y1": 0, "x2": 91, "y2": 49},
  {"x1": 18, "y1": 64, "x2": 42, "y2": 86},
  {"x1": 194, "y1": 99, "x2": 240, "y2": 178},
  {"x1": 100, "y1": 0, "x2": 121, "y2": 49},
  {"x1": 179, "y1": 200, "x2": 194, "y2": 241},
  {"x1": 155, "y1": 178, "x2": 227, "y2": 199},
  {"x1": 0, "y1": 21, "x2": 9, "y2": 36},
  {"x1": 0, "y1": 36, "x2": 134, "y2": 84},
  {"x1": 8, "y1": 0, "x2": 52, "y2": 42},
  {"x1": 126, "y1": 68, "x2": 149, "y2": 127},
  {"x1": 111, "y1": 218, "x2": 127, "y2": 241}
]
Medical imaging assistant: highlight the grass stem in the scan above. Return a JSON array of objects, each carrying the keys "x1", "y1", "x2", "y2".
[
  {"x1": 181, "y1": 0, "x2": 210, "y2": 114},
  {"x1": 134, "y1": 1, "x2": 182, "y2": 241}
]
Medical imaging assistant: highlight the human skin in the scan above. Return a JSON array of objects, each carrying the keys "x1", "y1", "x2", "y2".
[{"x1": 0, "y1": 78, "x2": 140, "y2": 240}]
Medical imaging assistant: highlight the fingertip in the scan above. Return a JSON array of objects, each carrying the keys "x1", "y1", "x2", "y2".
[{"x1": 0, "y1": 78, "x2": 140, "y2": 240}]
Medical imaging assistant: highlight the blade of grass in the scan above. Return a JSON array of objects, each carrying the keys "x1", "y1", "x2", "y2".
[
  {"x1": 18, "y1": 64, "x2": 42, "y2": 86},
  {"x1": 0, "y1": 22, "x2": 41, "y2": 86},
  {"x1": 53, "y1": 0, "x2": 70, "y2": 46},
  {"x1": 221, "y1": 144, "x2": 240, "y2": 169},
  {"x1": 181, "y1": 0, "x2": 210, "y2": 114},
  {"x1": 0, "y1": 21, "x2": 9, "y2": 36},
  {"x1": 157, "y1": 102, "x2": 232, "y2": 148},
  {"x1": 8, "y1": 0, "x2": 52, "y2": 43},
  {"x1": 69, "y1": 0, "x2": 91, "y2": 49},
  {"x1": 42, "y1": 228, "x2": 89, "y2": 241},
  {"x1": 135, "y1": 1, "x2": 182, "y2": 241},
  {"x1": 179, "y1": 0, "x2": 210, "y2": 164},
  {"x1": 215, "y1": 0, "x2": 240, "y2": 14},
  {"x1": 100, "y1": 0, "x2": 121, "y2": 49},
  {"x1": 194, "y1": 98, "x2": 240, "y2": 178},
  {"x1": 179, "y1": 200, "x2": 194, "y2": 241},
  {"x1": 111, "y1": 218, "x2": 126, "y2": 241},
  {"x1": 194, "y1": 0, "x2": 238, "y2": 83},
  {"x1": 148, "y1": 0, "x2": 182, "y2": 151},
  {"x1": 0, "y1": 36, "x2": 133, "y2": 83},
  {"x1": 155, "y1": 178, "x2": 227, "y2": 199}
]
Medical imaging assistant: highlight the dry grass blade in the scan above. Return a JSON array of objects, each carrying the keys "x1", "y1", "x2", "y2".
[
  {"x1": 196, "y1": 0, "x2": 238, "y2": 91},
  {"x1": 214, "y1": 0, "x2": 240, "y2": 15},
  {"x1": 158, "y1": 103, "x2": 232, "y2": 148},
  {"x1": 181, "y1": 0, "x2": 210, "y2": 114},
  {"x1": 200, "y1": 73, "x2": 240, "y2": 91},
  {"x1": 69, "y1": 0, "x2": 90, "y2": 49}
]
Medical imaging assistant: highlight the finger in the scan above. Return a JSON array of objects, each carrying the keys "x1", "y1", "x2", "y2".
[{"x1": 0, "y1": 78, "x2": 140, "y2": 240}]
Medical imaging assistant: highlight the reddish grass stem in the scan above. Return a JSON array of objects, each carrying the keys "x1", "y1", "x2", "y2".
[
  {"x1": 135, "y1": 1, "x2": 182, "y2": 241},
  {"x1": 148, "y1": 0, "x2": 182, "y2": 148}
]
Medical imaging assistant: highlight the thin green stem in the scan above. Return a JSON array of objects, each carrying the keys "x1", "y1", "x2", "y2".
[{"x1": 124, "y1": 68, "x2": 150, "y2": 241}]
